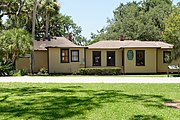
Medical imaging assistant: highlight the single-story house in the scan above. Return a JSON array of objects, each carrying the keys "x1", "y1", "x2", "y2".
[{"x1": 16, "y1": 37, "x2": 180, "y2": 74}]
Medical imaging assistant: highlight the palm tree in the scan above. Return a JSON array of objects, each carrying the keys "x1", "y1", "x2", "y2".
[
  {"x1": 0, "y1": 28, "x2": 32, "y2": 65},
  {"x1": 38, "y1": 0, "x2": 59, "y2": 39}
]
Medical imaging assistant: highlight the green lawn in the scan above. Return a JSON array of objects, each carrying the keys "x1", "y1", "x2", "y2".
[{"x1": 0, "y1": 83, "x2": 179, "y2": 120}]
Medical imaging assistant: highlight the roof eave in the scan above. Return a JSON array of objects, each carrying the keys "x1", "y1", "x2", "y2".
[
  {"x1": 87, "y1": 47, "x2": 121, "y2": 49},
  {"x1": 122, "y1": 47, "x2": 161, "y2": 48},
  {"x1": 45, "y1": 46, "x2": 88, "y2": 49},
  {"x1": 34, "y1": 49, "x2": 47, "y2": 51},
  {"x1": 160, "y1": 47, "x2": 173, "y2": 49}
]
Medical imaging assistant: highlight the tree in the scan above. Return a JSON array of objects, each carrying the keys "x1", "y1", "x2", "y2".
[
  {"x1": 1, "y1": 0, "x2": 87, "y2": 45},
  {"x1": 0, "y1": 0, "x2": 34, "y2": 29},
  {"x1": 0, "y1": 28, "x2": 32, "y2": 65},
  {"x1": 163, "y1": 7, "x2": 180, "y2": 59},
  {"x1": 37, "y1": 0, "x2": 60, "y2": 39},
  {"x1": 90, "y1": 0, "x2": 172, "y2": 43}
]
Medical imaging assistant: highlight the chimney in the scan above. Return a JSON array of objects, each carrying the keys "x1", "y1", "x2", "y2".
[
  {"x1": 119, "y1": 35, "x2": 124, "y2": 41},
  {"x1": 68, "y1": 33, "x2": 72, "y2": 41}
]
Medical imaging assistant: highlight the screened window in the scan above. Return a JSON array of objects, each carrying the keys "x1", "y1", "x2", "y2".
[
  {"x1": 61, "y1": 49, "x2": 69, "y2": 63},
  {"x1": 71, "y1": 50, "x2": 79, "y2": 62},
  {"x1": 163, "y1": 51, "x2": 171, "y2": 63},
  {"x1": 93, "y1": 51, "x2": 101, "y2": 66},
  {"x1": 107, "y1": 51, "x2": 115, "y2": 66},
  {"x1": 136, "y1": 50, "x2": 145, "y2": 66}
]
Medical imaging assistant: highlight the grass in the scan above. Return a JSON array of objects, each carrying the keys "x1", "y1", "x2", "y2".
[{"x1": 0, "y1": 83, "x2": 179, "y2": 120}]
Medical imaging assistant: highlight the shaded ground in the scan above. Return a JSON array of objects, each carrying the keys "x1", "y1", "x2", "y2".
[{"x1": 0, "y1": 83, "x2": 179, "y2": 120}]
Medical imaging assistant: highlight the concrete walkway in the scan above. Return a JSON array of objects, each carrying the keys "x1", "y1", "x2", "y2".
[{"x1": 0, "y1": 76, "x2": 180, "y2": 83}]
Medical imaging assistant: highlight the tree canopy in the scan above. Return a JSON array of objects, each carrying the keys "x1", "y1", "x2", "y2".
[
  {"x1": 0, "y1": 28, "x2": 32, "y2": 64},
  {"x1": 88, "y1": 0, "x2": 180, "y2": 59},
  {"x1": 163, "y1": 7, "x2": 180, "y2": 59},
  {"x1": 90, "y1": 0, "x2": 173, "y2": 44},
  {"x1": 0, "y1": 0, "x2": 87, "y2": 45}
]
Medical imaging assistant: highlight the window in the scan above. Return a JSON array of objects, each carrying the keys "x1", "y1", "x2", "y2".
[
  {"x1": 163, "y1": 51, "x2": 171, "y2": 63},
  {"x1": 107, "y1": 51, "x2": 115, "y2": 66},
  {"x1": 93, "y1": 51, "x2": 101, "y2": 66},
  {"x1": 61, "y1": 49, "x2": 69, "y2": 63},
  {"x1": 71, "y1": 50, "x2": 79, "y2": 62},
  {"x1": 136, "y1": 50, "x2": 145, "y2": 66}
]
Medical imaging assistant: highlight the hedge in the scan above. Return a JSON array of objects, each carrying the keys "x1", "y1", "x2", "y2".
[{"x1": 79, "y1": 67, "x2": 121, "y2": 75}]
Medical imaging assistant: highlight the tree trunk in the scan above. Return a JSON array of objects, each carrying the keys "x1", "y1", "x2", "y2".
[
  {"x1": 45, "y1": 13, "x2": 49, "y2": 38},
  {"x1": 31, "y1": 0, "x2": 39, "y2": 74},
  {"x1": 45, "y1": 0, "x2": 50, "y2": 39}
]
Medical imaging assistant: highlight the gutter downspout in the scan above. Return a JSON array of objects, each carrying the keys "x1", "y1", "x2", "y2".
[
  {"x1": 84, "y1": 48, "x2": 87, "y2": 68},
  {"x1": 122, "y1": 48, "x2": 125, "y2": 74},
  {"x1": 156, "y1": 48, "x2": 158, "y2": 73},
  {"x1": 47, "y1": 48, "x2": 50, "y2": 74}
]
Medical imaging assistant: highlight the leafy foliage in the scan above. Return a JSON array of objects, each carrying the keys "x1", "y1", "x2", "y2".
[
  {"x1": 163, "y1": 8, "x2": 180, "y2": 59},
  {"x1": 0, "y1": 0, "x2": 87, "y2": 45},
  {"x1": 0, "y1": 28, "x2": 32, "y2": 64},
  {"x1": 0, "y1": 60, "x2": 13, "y2": 76},
  {"x1": 37, "y1": 67, "x2": 48, "y2": 76},
  {"x1": 12, "y1": 69, "x2": 28, "y2": 76},
  {"x1": 79, "y1": 67, "x2": 121, "y2": 75},
  {"x1": 90, "y1": 0, "x2": 173, "y2": 42}
]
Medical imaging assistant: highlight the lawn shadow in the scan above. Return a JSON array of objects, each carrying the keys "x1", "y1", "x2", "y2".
[
  {"x1": 0, "y1": 86, "x2": 100, "y2": 120},
  {"x1": 0, "y1": 85, "x2": 173, "y2": 119},
  {"x1": 129, "y1": 115, "x2": 163, "y2": 120}
]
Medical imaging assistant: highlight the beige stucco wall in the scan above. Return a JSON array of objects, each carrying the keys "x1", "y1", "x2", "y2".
[
  {"x1": 85, "y1": 49, "x2": 122, "y2": 68},
  {"x1": 157, "y1": 49, "x2": 180, "y2": 73},
  {"x1": 16, "y1": 50, "x2": 48, "y2": 72},
  {"x1": 124, "y1": 48, "x2": 157, "y2": 73},
  {"x1": 34, "y1": 51, "x2": 48, "y2": 72},
  {"x1": 48, "y1": 48, "x2": 85, "y2": 73}
]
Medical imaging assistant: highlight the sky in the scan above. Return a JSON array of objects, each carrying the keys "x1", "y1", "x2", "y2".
[{"x1": 59, "y1": 0, "x2": 179, "y2": 39}]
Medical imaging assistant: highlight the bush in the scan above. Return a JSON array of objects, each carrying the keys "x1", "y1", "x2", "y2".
[
  {"x1": 12, "y1": 69, "x2": 28, "y2": 76},
  {"x1": 79, "y1": 67, "x2": 121, "y2": 75},
  {"x1": 13, "y1": 70, "x2": 22, "y2": 76},
  {"x1": 37, "y1": 67, "x2": 48, "y2": 76},
  {"x1": 172, "y1": 74, "x2": 180, "y2": 77},
  {"x1": 20, "y1": 69, "x2": 28, "y2": 76},
  {"x1": 0, "y1": 61, "x2": 14, "y2": 76},
  {"x1": 13, "y1": 69, "x2": 28, "y2": 76}
]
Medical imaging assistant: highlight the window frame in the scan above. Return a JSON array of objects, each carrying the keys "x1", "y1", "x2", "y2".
[
  {"x1": 71, "y1": 50, "x2": 79, "y2": 62},
  {"x1": 107, "y1": 51, "x2": 115, "y2": 66},
  {"x1": 93, "y1": 51, "x2": 101, "y2": 66},
  {"x1": 61, "y1": 49, "x2": 69, "y2": 63},
  {"x1": 136, "y1": 50, "x2": 145, "y2": 66},
  {"x1": 163, "y1": 51, "x2": 171, "y2": 63}
]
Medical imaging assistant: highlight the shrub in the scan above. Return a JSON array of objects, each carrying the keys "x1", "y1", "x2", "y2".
[
  {"x1": 20, "y1": 69, "x2": 28, "y2": 76},
  {"x1": 13, "y1": 69, "x2": 28, "y2": 76},
  {"x1": 0, "y1": 61, "x2": 14, "y2": 76},
  {"x1": 79, "y1": 67, "x2": 121, "y2": 75},
  {"x1": 13, "y1": 70, "x2": 22, "y2": 76},
  {"x1": 172, "y1": 74, "x2": 180, "y2": 77},
  {"x1": 37, "y1": 67, "x2": 48, "y2": 76}
]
